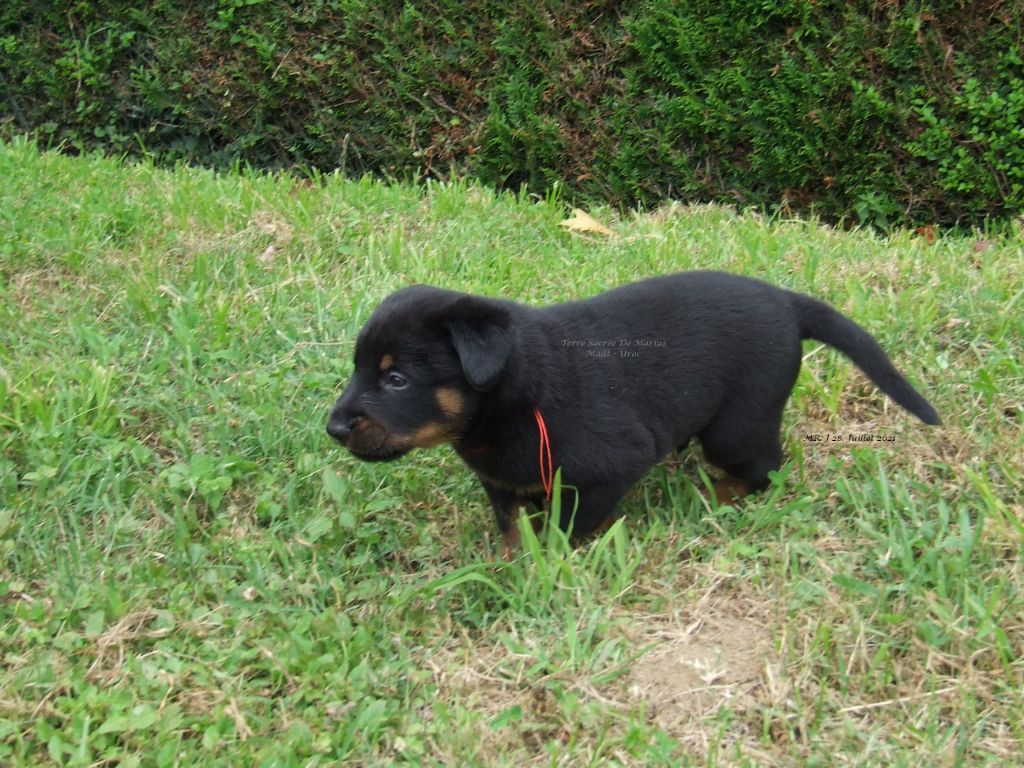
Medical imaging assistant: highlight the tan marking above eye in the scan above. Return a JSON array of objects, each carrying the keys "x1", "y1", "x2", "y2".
[
  {"x1": 379, "y1": 354, "x2": 394, "y2": 371},
  {"x1": 435, "y1": 387, "x2": 465, "y2": 418}
]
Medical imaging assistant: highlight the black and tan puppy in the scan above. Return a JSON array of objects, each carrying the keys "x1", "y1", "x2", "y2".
[{"x1": 326, "y1": 271, "x2": 939, "y2": 554}]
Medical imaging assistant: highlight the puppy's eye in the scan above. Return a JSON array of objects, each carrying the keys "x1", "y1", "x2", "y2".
[{"x1": 384, "y1": 372, "x2": 408, "y2": 390}]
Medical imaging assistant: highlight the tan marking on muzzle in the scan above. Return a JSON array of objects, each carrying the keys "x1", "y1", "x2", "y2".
[
  {"x1": 347, "y1": 418, "x2": 401, "y2": 453},
  {"x1": 410, "y1": 421, "x2": 456, "y2": 448}
]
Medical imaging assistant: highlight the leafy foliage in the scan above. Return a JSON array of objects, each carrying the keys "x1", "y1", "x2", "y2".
[{"x1": 1, "y1": 1, "x2": 1022, "y2": 226}]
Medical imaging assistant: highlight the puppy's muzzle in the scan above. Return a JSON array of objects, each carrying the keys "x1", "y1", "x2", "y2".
[
  {"x1": 326, "y1": 413, "x2": 359, "y2": 444},
  {"x1": 327, "y1": 385, "x2": 363, "y2": 445}
]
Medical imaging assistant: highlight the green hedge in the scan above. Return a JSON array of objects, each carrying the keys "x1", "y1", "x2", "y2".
[{"x1": 2, "y1": 1, "x2": 1022, "y2": 227}]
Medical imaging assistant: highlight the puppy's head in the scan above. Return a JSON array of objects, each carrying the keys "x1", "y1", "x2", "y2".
[{"x1": 326, "y1": 285, "x2": 514, "y2": 461}]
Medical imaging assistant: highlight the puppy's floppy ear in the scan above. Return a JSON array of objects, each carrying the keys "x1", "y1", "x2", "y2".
[{"x1": 444, "y1": 297, "x2": 513, "y2": 391}]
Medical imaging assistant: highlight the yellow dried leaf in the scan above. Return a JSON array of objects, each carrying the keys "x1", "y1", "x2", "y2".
[{"x1": 559, "y1": 208, "x2": 613, "y2": 237}]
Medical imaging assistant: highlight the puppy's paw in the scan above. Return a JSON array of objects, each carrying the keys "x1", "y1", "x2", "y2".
[{"x1": 711, "y1": 475, "x2": 752, "y2": 506}]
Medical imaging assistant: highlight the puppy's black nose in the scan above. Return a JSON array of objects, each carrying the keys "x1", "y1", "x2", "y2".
[{"x1": 326, "y1": 415, "x2": 359, "y2": 443}]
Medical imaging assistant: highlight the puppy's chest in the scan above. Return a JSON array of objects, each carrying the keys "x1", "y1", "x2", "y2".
[{"x1": 458, "y1": 445, "x2": 547, "y2": 497}]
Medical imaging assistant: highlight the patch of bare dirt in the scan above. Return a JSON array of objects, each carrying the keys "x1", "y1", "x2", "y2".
[
  {"x1": 625, "y1": 597, "x2": 776, "y2": 755},
  {"x1": 414, "y1": 584, "x2": 781, "y2": 765}
]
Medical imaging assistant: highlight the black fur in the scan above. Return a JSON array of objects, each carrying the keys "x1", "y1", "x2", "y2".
[{"x1": 327, "y1": 271, "x2": 940, "y2": 544}]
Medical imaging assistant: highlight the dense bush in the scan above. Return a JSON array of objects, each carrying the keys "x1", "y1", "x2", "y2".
[{"x1": 2, "y1": 1, "x2": 1021, "y2": 226}]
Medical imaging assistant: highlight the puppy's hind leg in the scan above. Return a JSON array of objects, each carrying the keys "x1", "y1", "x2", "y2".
[
  {"x1": 711, "y1": 473, "x2": 755, "y2": 505},
  {"x1": 699, "y1": 408, "x2": 786, "y2": 504}
]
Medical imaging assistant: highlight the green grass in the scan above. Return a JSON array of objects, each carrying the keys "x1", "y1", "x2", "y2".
[{"x1": 1, "y1": 137, "x2": 1022, "y2": 766}]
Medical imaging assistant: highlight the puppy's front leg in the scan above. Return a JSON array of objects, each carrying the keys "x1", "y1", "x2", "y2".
[
  {"x1": 482, "y1": 481, "x2": 629, "y2": 558},
  {"x1": 481, "y1": 482, "x2": 545, "y2": 561},
  {"x1": 560, "y1": 481, "x2": 630, "y2": 540}
]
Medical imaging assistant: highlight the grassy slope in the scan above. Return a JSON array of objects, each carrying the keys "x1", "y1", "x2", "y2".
[{"x1": 1, "y1": 139, "x2": 1021, "y2": 766}]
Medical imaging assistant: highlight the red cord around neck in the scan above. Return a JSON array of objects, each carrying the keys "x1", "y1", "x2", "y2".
[{"x1": 533, "y1": 408, "x2": 553, "y2": 501}]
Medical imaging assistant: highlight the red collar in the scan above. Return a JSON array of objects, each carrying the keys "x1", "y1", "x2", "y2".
[{"x1": 533, "y1": 408, "x2": 553, "y2": 501}]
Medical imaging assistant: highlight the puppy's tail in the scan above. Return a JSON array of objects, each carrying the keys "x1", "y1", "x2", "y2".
[{"x1": 792, "y1": 293, "x2": 941, "y2": 425}]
